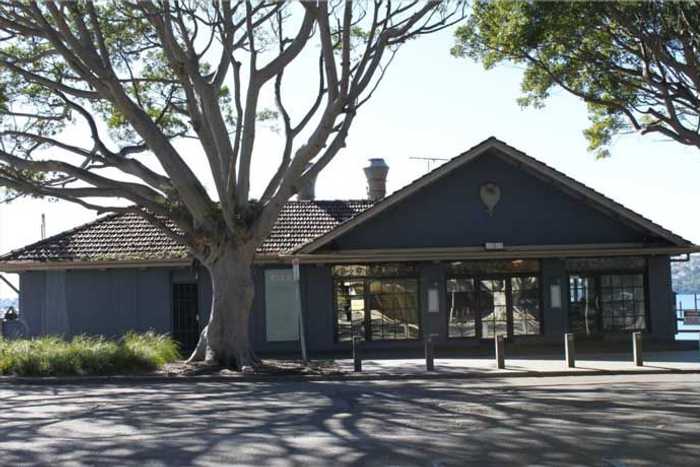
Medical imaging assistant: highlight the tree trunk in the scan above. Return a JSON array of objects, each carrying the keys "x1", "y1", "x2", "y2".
[{"x1": 187, "y1": 243, "x2": 260, "y2": 370}]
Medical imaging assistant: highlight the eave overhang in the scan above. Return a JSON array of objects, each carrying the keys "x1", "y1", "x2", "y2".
[{"x1": 3, "y1": 243, "x2": 697, "y2": 271}]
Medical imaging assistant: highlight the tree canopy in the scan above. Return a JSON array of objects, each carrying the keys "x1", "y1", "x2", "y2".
[
  {"x1": 0, "y1": 1, "x2": 466, "y2": 367},
  {"x1": 453, "y1": 1, "x2": 700, "y2": 158}
]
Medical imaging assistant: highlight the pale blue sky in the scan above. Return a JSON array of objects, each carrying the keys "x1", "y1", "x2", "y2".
[{"x1": 1, "y1": 26, "x2": 698, "y2": 297}]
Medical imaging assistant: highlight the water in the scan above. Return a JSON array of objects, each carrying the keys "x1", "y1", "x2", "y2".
[{"x1": 676, "y1": 294, "x2": 700, "y2": 341}]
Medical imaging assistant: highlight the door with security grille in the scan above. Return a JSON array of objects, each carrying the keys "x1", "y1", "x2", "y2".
[{"x1": 172, "y1": 283, "x2": 200, "y2": 356}]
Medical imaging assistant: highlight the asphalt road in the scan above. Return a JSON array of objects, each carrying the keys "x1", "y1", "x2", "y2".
[{"x1": 1, "y1": 374, "x2": 699, "y2": 467}]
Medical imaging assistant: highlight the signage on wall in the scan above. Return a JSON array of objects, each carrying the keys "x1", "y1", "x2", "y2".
[{"x1": 428, "y1": 288, "x2": 439, "y2": 313}]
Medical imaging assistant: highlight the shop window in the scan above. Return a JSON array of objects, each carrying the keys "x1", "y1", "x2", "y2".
[
  {"x1": 447, "y1": 278, "x2": 477, "y2": 338},
  {"x1": 511, "y1": 276, "x2": 541, "y2": 336},
  {"x1": 333, "y1": 264, "x2": 419, "y2": 342},
  {"x1": 447, "y1": 272, "x2": 541, "y2": 339},
  {"x1": 568, "y1": 272, "x2": 647, "y2": 335},
  {"x1": 600, "y1": 274, "x2": 646, "y2": 331},
  {"x1": 448, "y1": 259, "x2": 539, "y2": 275}
]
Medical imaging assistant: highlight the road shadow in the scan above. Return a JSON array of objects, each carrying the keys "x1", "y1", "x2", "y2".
[{"x1": 1, "y1": 376, "x2": 700, "y2": 466}]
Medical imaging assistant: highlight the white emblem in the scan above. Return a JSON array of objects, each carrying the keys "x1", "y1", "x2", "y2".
[{"x1": 480, "y1": 183, "x2": 501, "y2": 216}]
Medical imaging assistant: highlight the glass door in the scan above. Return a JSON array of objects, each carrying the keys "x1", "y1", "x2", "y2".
[
  {"x1": 568, "y1": 275, "x2": 601, "y2": 336},
  {"x1": 479, "y1": 278, "x2": 509, "y2": 338}
]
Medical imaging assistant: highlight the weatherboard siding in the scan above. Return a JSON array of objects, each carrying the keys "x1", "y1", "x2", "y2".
[
  {"x1": 648, "y1": 255, "x2": 675, "y2": 339},
  {"x1": 15, "y1": 256, "x2": 679, "y2": 351},
  {"x1": 331, "y1": 151, "x2": 660, "y2": 251}
]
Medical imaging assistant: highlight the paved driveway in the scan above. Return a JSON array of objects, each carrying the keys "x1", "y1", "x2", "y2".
[{"x1": 1, "y1": 374, "x2": 700, "y2": 466}]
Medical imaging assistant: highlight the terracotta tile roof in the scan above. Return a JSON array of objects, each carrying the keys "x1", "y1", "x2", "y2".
[{"x1": 0, "y1": 200, "x2": 373, "y2": 263}]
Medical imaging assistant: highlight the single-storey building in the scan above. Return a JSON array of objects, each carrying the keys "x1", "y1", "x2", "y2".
[{"x1": 1, "y1": 137, "x2": 697, "y2": 355}]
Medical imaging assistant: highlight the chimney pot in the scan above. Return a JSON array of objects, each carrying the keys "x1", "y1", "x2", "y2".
[{"x1": 364, "y1": 158, "x2": 389, "y2": 201}]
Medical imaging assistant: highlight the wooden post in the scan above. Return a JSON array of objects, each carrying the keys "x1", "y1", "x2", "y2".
[
  {"x1": 633, "y1": 332, "x2": 643, "y2": 367},
  {"x1": 425, "y1": 334, "x2": 434, "y2": 371},
  {"x1": 565, "y1": 333, "x2": 575, "y2": 368},
  {"x1": 353, "y1": 336, "x2": 362, "y2": 372},
  {"x1": 495, "y1": 335, "x2": 505, "y2": 369}
]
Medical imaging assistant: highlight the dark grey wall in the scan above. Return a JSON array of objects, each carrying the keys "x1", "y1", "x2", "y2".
[
  {"x1": 18, "y1": 271, "x2": 47, "y2": 337},
  {"x1": 16, "y1": 254, "x2": 678, "y2": 351},
  {"x1": 332, "y1": 151, "x2": 664, "y2": 250},
  {"x1": 19, "y1": 268, "x2": 172, "y2": 338},
  {"x1": 541, "y1": 258, "x2": 568, "y2": 338},
  {"x1": 647, "y1": 255, "x2": 675, "y2": 339}
]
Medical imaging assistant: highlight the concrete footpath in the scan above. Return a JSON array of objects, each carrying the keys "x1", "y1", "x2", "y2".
[
  {"x1": 333, "y1": 350, "x2": 700, "y2": 379},
  {"x1": 1, "y1": 350, "x2": 699, "y2": 384}
]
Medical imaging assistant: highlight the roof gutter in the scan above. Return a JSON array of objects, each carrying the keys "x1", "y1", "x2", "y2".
[
  {"x1": 3, "y1": 244, "x2": 697, "y2": 272},
  {"x1": 284, "y1": 245, "x2": 700, "y2": 264}
]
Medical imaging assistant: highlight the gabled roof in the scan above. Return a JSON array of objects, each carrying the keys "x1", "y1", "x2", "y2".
[
  {"x1": 0, "y1": 200, "x2": 373, "y2": 265},
  {"x1": 295, "y1": 137, "x2": 693, "y2": 253},
  {"x1": 1, "y1": 137, "x2": 694, "y2": 270}
]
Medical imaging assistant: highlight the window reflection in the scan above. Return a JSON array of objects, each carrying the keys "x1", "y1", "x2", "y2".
[
  {"x1": 333, "y1": 264, "x2": 419, "y2": 342},
  {"x1": 480, "y1": 279, "x2": 508, "y2": 338},
  {"x1": 447, "y1": 278, "x2": 477, "y2": 337},
  {"x1": 447, "y1": 273, "x2": 541, "y2": 339}
]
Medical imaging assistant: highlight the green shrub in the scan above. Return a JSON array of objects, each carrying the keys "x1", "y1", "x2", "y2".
[{"x1": 0, "y1": 332, "x2": 181, "y2": 376}]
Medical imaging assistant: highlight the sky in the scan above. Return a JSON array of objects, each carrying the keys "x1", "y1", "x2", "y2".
[{"x1": 1, "y1": 25, "x2": 699, "y2": 297}]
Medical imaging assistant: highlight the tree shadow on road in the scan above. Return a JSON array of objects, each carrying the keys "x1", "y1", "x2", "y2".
[{"x1": 1, "y1": 376, "x2": 699, "y2": 466}]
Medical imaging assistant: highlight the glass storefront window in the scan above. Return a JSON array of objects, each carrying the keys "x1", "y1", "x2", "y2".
[
  {"x1": 568, "y1": 272, "x2": 647, "y2": 335},
  {"x1": 448, "y1": 259, "x2": 540, "y2": 275},
  {"x1": 447, "y1": 271, "x2": 541, "y2": 339},
  {"x1": 333, "y1": 264, "x2": 419, "y2": 342},
  {"x1": 565, "y1": 257, "x2": 646, "y2": 272},
  {"x1": 480, "y1": 279, "x2": 509, "y2": 338},
  {"x1": 600, "y1": 273, "x2": 646, "y2": 331},
  {"x1": 447, "y1": 278, "x2": 477, "y2": 338},
  {"x1": 335, "y1": 279, "x2": 365, "y2": 342},
  {"x1": 511, "y1": 276, "x2": 541, "y2": 336}
]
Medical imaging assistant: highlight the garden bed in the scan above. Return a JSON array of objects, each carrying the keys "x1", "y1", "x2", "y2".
[{"x1": 0, "y1": 332, "x2": 180, "y2": 376}]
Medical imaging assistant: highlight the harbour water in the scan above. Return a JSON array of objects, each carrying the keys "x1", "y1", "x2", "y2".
[{"x1": 677, "y1": 294, "x2": 700, "y2": 341}]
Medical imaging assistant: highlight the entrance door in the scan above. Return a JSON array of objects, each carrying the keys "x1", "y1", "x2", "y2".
[
  {"x1": 568, "y1": 275, "x2": 601, "y2": 337},
  {"x1": 478, "y1": 278, "x2": 509, "y2": 338},
  {"x1": 172, "y1": 283, "x2": 200, "y2": 355}
]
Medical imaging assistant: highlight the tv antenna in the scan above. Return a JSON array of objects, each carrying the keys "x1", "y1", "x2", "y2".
[{"x1": 409, "y1": 156, "x2": 448, "y2": 172}]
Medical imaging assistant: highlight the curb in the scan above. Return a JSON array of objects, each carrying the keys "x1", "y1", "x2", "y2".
[{"x1": 2, "y1": 367, "x2": 700, "y2": 386}]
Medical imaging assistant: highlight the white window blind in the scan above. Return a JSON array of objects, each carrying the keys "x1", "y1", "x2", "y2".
[{"x1": 264, "y1": 269, "x2": 300, "y2": 342}]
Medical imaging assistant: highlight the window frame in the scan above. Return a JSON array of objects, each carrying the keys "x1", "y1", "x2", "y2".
[
  {"x1": 444, "y1": 271, "x2": 544, "y2": 340},
  {"x1": 332, "y1": 264, "x2": 422, "y2": 343},
  {"x1": 566, "y1": 268, "x2": 650, "y2": 335}
]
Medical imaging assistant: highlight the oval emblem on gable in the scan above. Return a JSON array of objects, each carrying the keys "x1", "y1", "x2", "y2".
[{"x1": 480, "y1": 183, "x2": 501, "y2": 215}]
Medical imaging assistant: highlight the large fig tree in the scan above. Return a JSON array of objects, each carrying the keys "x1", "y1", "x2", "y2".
[
  {"x1": 0, "y1": 1, "x2": 465, "y2": 368},
  {"x1": 453, "y1": 1, "x2": 700, "y2": 158}
]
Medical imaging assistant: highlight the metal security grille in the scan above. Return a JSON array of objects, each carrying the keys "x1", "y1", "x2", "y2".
[{"x1": 172, "y1": 283, "x2": 200, "y2": 356}]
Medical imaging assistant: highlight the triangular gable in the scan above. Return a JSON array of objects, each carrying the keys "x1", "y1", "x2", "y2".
[{"x1": 295, "y1": 137, "x2": 692, "y2": 254}]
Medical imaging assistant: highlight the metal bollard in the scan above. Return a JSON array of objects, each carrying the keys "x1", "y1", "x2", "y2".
[
  {"x1": 565, "y1": 333, "x2": 575, "y2": 368},
  {"x1": 633, "y1": 332, "x2": 643, "y2": 367},
  {"x1": 425, "y1": 334, "x2": 434, "y2": 371},
  {"x1": 353, "y1": 336, "x2": 362, "y2": 372},
  {"x1": 495, "y1": 335, "x2": 505, "y2": 369}
]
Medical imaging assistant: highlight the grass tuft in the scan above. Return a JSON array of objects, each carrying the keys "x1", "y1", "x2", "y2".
[{"x1": 0, "y1": 332, "x2": 181, "y2": 377}]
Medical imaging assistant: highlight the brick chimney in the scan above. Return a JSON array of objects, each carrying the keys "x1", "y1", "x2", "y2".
[{"x1": 363, "y1": 158, "x2": 389, "y2": 201}]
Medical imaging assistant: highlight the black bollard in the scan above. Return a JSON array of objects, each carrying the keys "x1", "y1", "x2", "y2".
[
  {"x1": 353, "y1": 336, "x2": 362, "y2": 372},
  {"x1": 425, "y1": 334, "x2": 434, "y2": 371},
  {"x1": 495, "y1": 335, "x2": 505, "y2": 369},
  {"x1": 633, "y1": 332, "x2": 643, "y2": 367},
  {"x1": 565, "y1": 333, "x2": 575, "y2": 368}
]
